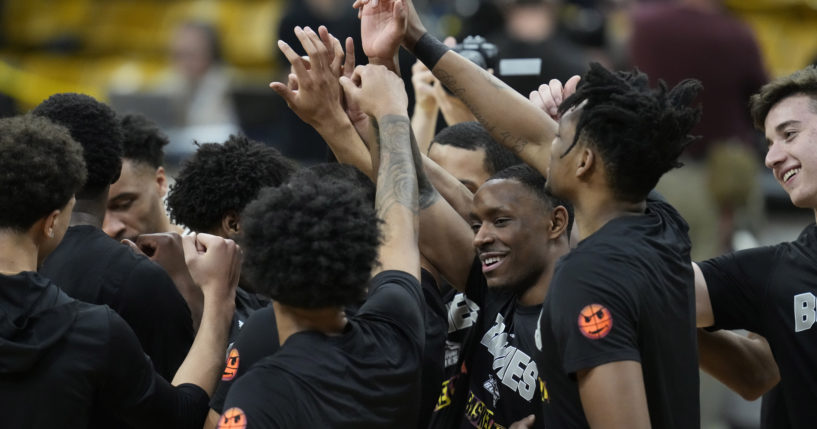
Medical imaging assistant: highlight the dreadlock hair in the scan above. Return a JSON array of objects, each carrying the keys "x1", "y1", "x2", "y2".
[
  {"x1": 431, "y1": 121, "x2": 523, "y2": 175},
  {"x1": 490, "y1": 164, "x2": 573, "y2": 237},
  {"x1": 167, "y1": 135, "x2": 298, "y2": 233},
  {"x1": 32, "y1": 93, "x2": 123, "y2": 199},
  {"x1": 558, "y1": 63, "x2": 702, "y2": 203},
  {"x1": 749, "y1": 65, "x2": 817, "y2": 131},
  {"x1": 240, "y1": 170, "x2": 380, "y2": 308},
  {"x1": 120, "y1": 113, "x2": 169, "y2": 169}
]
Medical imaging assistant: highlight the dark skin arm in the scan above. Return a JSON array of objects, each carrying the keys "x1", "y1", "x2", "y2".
[{"x1": 354, "y1": 0, "x2": 556, "y2": 176}]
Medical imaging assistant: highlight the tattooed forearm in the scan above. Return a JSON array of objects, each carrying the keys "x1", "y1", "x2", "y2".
[
  {"x1": 409, "y1": 128, "x2": 441, "y2": 210},
  {"x1": 375, "y1": 115, "x2": 419, "y2": 218},
  {"x1": 434, "y1": 68, "x2": 533, "y2": 155}
]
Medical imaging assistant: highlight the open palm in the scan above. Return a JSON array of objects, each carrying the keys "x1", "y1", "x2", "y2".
[{"x1": 360, "y1": 0, "x2": 406, "y2": 60}]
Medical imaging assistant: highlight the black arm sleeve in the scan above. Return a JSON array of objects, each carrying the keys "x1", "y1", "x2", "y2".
[{"x1": 100, "y1": 309, "x2": 209, "y2": 429}]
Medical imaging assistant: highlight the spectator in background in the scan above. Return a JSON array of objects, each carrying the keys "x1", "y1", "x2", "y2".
[
  {"x1": 629, "y1": 0, "x2": 769, "y2": 260},
  {"x1": 103, "y1": 113, "x2": 183, "y2": 241},
  {"x1": 167, "y1": 21, "x2": 238, "y2": 129},
  {"x1": 491, "y1": 0, "x2": 588, "y2": 96}
]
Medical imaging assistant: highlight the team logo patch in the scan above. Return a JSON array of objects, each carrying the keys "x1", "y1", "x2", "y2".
[
  {"x1": 483, "y1": 374, "x2": 501, "y2": 407},
  {"x1": 577, "y1": 304, "x2": 613, "y2": 339},
  {"x1": 221, "y1": 348, "x2": 240, "y2": 381},
  {"x1": 217, "y1": 407, "x2": 247, "y2": 429}
]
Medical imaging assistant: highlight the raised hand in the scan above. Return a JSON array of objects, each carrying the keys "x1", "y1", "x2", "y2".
[
  {"x1": 529, "y1": 75, "x2": 581, "y2": 119},
  {"x1": 126, "y1": 232, "x2": 203, "y2": 328},
  {"x1": 182, "y1": 233, "x2": 241, "y2": 302},
  {"x1": 354, "y1": 0, "x2": 407, "y2": 63},
  {"x1": 340, "y1": 64, "x2": 409, "y2": 119},
  {"x1": 270, "y1": 26, "x2": 349, "y2": 129},
  {"x1": 412, "y1": 60, "x2": 437, "y2": 114}
]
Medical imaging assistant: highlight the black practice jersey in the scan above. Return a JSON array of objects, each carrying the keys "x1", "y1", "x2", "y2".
[
  {"x1": 220, "y1": 270, "x2": 424, "y2": 428},
  {"x1": 40, "y1": 225, "x2": 193, "y2": 380},
  {"x1": 537, "y1": 199, "x2": 699, "y2": 428},
  {"x1": 701, "y1": 223, "x2": 817, "y2": 428}
]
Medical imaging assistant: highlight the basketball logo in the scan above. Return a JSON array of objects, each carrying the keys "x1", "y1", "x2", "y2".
[
  {"x1": 577, "y1": 304, "x2": 613, "y2": 339},
  {"x1": 217, "y1": 407, "x2": 247, "y2": 429},
  {"x1": 221, "y1": 348, "x2": 240, "y2": 381}
]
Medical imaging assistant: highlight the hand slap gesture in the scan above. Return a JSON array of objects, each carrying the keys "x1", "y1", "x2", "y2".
[
  {"x1": 340, "y1": 64, "x2": 409, "y2": 119},
  {"x1": 529, "y1": 75, "x2": 581, "y2": 120},
  {"x1": 270, "y1": 26, "x2": 349, "y2": 127}
]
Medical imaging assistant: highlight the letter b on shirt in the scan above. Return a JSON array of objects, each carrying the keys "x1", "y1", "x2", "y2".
[{"x1": 794, "y1": 292, "x2": 817, "y2": 332}]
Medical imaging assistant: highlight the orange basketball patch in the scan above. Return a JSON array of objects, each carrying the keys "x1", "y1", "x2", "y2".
[
  {"x1": 218, "y1": 407, "x2": 247, "y2": 429},
  {"x1": 577, "y1": 304, "x2": 613, "y2": 339},
  {"x1": 221, "y1": 348, "x2": 240, "y2": 381}
]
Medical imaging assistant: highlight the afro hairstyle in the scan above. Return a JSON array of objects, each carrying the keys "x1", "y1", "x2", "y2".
[
  {"x1": 431, "y1": 121, "x2": 522, "y2": 175},
  {"x1": 558, "y1": 62, "x2": 702, "y2": 203},
  {"x1": 120, "y1": 113, "x2": 169, "y2": 168},
  {"x1": 32, "y1": 93, "x2": 123, "y2": 198},
  {"x1": 167, "y1": 135, "x2": 298, "y2": 233},
  {"x1": 0, "y1": 115, "x2": 87, "y2": 231},
  {"x1": 240, "y1": 170, "x2": 381, "y2": 308},
  {"x1": 490, "y1": 164, "x2": 573, "y2": 237},
  {"x1": 302, "y1": 163, "x2": 376, "y2": 205}
]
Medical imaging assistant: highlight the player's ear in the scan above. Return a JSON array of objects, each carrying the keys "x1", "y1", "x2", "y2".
[
  {"x1": 155, "y1": 166, "x2": 168, "y2": 197},
  {"x1": 221, "y1": 211, "x2": 240, "y2": 239},
  {"x1": 548, "y1": 205, "x2": 568, "y2": 240}
]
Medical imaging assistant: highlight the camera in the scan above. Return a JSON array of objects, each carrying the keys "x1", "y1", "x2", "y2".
[{"x1": 452, "y1": 36, "x2": 500, "y2": 72}]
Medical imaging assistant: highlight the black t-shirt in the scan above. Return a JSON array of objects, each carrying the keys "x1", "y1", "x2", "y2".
[
  {"x1": 0, "y1": 272, "x2": 208, "y2": 429},
  {"x1": 537, "y1": 199, "x2": 699, "y2": 428},
  {"x1": 220, "y1": 270, "x2": 425, "y2": 428},
  {"x1": 429, "y1": 259, "x2": 548, "y2": 429},
  {"x1": 210, "y1": 306, "x2": 279, "y2": 414},
  {"x1": 39, "y1": 225, "x2": 194, "y2": 381},
  {"x1": 419, "y1": 269, "x2": 449, "y2": 429},
  {"x1": 701, "y1": 223, "x2": 817, "y2": 429}
]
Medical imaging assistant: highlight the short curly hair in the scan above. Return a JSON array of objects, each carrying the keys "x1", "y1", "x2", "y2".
[
  {"x1": 120, "y1": 113, "x2": 169, "y2": 168},
  {"x1": 167, "y1": 135, "x2": 298, "y2": 233},
  {"x1": 240, "y1": 171, "x2": 381, "y2": 308},
  {"x1": 491, "y1": 164, "x2": 573, "y2": 237},
  {"x1": 559, "y1": 63, "x2": 702, "y2": 203},
  {"x1": 749, "y1": 65, "x2": 817, "y2": 131},
  {"x1": 0, "y1": 115, "x2": 87, "y2": 231},
  {"x1": 32, "y1": 93, "x2": 123, "y2": 198},
  {"x1": 431, "y1": 121, "x2": 522, "y2": 175}
]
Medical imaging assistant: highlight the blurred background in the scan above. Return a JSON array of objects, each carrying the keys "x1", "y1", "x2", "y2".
[{"x1": 1, "y1": 1, "x2": 816, "y2": 426}]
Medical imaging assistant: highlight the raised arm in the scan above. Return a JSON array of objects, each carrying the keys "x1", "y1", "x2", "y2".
[
  {"x1": 172, "y1": 233, "x2": 240, "y2": 395},
  {"x1": 270, "y1": 26, "x2": 374, "y2": 179},
  {"x1": 354, "y1": 0, "x2": 556, "y2": 175},
  {"x1": 340, "y1": 64, "x2": 419, "y2": 279}
]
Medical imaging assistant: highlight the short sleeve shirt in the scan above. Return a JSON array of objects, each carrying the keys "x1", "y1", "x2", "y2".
[
  {"x1": 701, "y1": 223, "x2": 817, "y2": 428},
  {"x1": 220, "y1": 270, "x2": 425, "y2": 428},
  {"x1": 538, "y1": 199, "x2": 699, "y2": 428}
]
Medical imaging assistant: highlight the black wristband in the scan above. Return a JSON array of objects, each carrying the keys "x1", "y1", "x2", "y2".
[{"x1": 413, "y1": 33, "x2": 450, "y2": 70}]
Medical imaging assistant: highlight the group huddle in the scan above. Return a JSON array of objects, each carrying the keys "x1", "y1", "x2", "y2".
[{"x1": 1, "y1": 1, "x2": 816, "y2": 428}]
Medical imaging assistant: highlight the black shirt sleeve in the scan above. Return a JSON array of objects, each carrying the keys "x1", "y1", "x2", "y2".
[
  {"x1": 100, "y1": 309, "x2": 209, "y2": 429},
  {"x1": 114, "y1": 258, "x2": 194, "y2": 381},
  {"x1": 699, "y1": 246, "x2": 776, "y2": 333},
  {"x1": 210, "y1": 307, "x2": 280, "y2": 413},
  {"x1": 549, "y1": 251, "x2": 642, "y2": 375},
  {"x1": 221, "y1": 367, "x2": 299, "y2": 429},
  {"x1": 356, "y1": 270, "x2": 425, "y2": 346}
]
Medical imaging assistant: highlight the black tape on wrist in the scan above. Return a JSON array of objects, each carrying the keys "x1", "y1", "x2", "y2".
[{"x1": 413, "y1": 33, "x2": 449, "y2": 70}]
